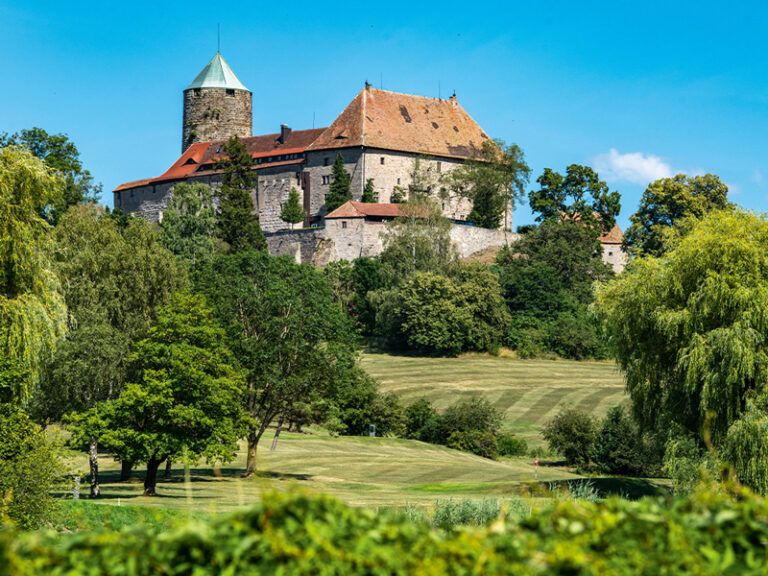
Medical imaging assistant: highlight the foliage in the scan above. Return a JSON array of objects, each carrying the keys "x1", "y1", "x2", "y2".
[
  {"x1": 447, "y1": 429, "x2": 499, "y2": 459},
  {"x1": 429, "y1": 497, "x2": 505, "y2": 529},
  {"x1": 442, "y1": 397, "x2": 502, "y2": 458},
  {"x1": 623, "y1": 173, "x2": 731, "y2": 257},
  {"x1": 390, "y1": 185, "x2": 406, "y2": 203},
  {"x1": 497, "y1": 433, "x2": 528, "y2": 457},
  {"x1": 362, "y1": 178, "x2": 376, "y2": 203},
  {"x1": 1, "y1": 127, "x2": 101, "y2": 225},
  {"x1": 0, "y1": 146, "x2": 67, "y2": 395},
  {"x1": 385, "y1": 265, "x2": 508, "y2": 355},
  {"x1": 404, "y1": 398, "x2": 440, "y2": 439},
  {"x1": 542, "y1": 408, "x2": 596, "y2": 466},
  {"x1": 325, "y1": 153, "x2": 352, "y2": 213},
  {"x1": 98, "y1": 292, "x2": 245, "y2": 495},
  {"x1": 8, "y1": 489, "x2": 768, "y2": 574},
  {"x1": 449, "y1": 139, "x2": 531, "y2": 229},
  {"x1": 196, "y1": 250, "x2": 357, "y2": 475},
  {"x1": 215, "y1": 135, "x2": 266, "y2": 252},
  {"x1": 0, "y1": 405, "x2": 61, "y2": 529},
  {"x1": 378, "y1": 196, "x2": 456, "y2": 285},
  {"x1": 0, "y1": 358, "x2": 31, "y2": 405},
  {"x1": 279, "y1": 187, "x2": 305, "y2": 228},
  {"x1": 159, "y1": 182, "x2": 216, "y2": 268},
  {"x1": 723, "y1": 397, "x2": 768, "y2": 495},
  {"x1": 663, "y1": 435, "x2": 719, "y2": 496},
  {"x1": 529, "y1": 164, "x2": 621, "y2": 237},
  {"x1": 596, "y1": 210, "x2": 768, "y2": 443},
  {"x1": 330, "y1": 366, "x2": 406, "y2": 437},
  {"x1": 592, "y1": 406, "x2": 638, "y2": 475}
]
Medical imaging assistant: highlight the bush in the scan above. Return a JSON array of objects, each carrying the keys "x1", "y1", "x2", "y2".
[
  {"x1": 498, "y1": 433, "x2": 528, "y2": 457},
  {"x1": 542, "y1": 408, "x2": 596, "y2": 467},
  {"x1": 404, "y1": 398, "x2": 439, "y2": 439},
  {"x1": 592, "y1": 406, "x2": 637, "y2": 474},
  {"x1": 5, "y1": 489, "x2": 768, "y2": 574},
  {"x1": 447, "y1": 429, "x2": 499, "y2": 459},
  {"x1": 663, "y1": 435, "x2": 719, "y2": 495}
]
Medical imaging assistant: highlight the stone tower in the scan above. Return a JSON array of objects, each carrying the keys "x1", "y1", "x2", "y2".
[{"x1": 182, "y1": 52, "x2": 252, "y2": 152}]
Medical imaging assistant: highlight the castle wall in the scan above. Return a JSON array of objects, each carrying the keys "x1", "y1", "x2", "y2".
[
  {"x1": 182, "y1": 88, "x2": 252, "y2": 152},
  {"x1": 304, "y1": 148, "x2": 364, "y2": 216},
  {"x1": 601, "y1": 242, "x2": 627, "y2": 274}
]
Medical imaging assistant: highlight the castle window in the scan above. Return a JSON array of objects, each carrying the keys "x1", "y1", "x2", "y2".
[
  {"x1": 322, "y1": 175, "x2": 331, "y2": 185},
  {"x1": 194, "y1": 89, "x2": 201, "y2": 96},
  {"x1": 380, "y1": 157, "x2": 385, "y2": 165},
  {"x1": 608, "y1": 251, "x2": 614, "y2": 256},
  {"x1": 397, "y1": 178, "x2": 401, "y2": 185},
  {"x1": 226, "y1": 89, "x2": 235, "y2": 96},
  {"x1": 324, "y1": 157, "x2": 330, "y2": 166},
  {"x1": 342, "y1": 221, "x2": 347, "y2": 229},
  {"x1": 437, "y1": 161, "x2": 442, "y2": 172}
]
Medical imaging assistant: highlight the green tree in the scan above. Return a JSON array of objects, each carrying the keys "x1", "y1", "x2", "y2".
[
  {"x1": 1, "y1": 127, "x2": 101, "y2": 225},
  {"x1": 160, "y1": 181, "x2": 217, "y2": 268},
  {"x1": 279, "y1": 187, "x2": 305, "y2": 229},
  {"x1": 449, "y1": 139, "x2": 531, "y2": 229},
  {"x1": 196, "y1": 251, "x2": 357, "y2": 476},
  {"x1": 623, "y1": 174, "x2": 731, "y2": 258},
  {"x1": 592, "y1": 406, "x2": 638, "y2": 475},
  {"x1": 362, "y1": 178, "x2": 376, "y2": 203},
  {"x1": 596, "y1": 210, "x2": 768, "y2": 444},
  {"x1": 529, "y1": 164, "x2": 621, "y2": 237},
  {"x1": 325, "y1": 153, "x2": 352, "y2": 213},
  {"x1": 215, "y1": 136, "x2": 266, "y2": 252},
  {"x1": 0, "y1": 405, "x2": 61, "y2": 529},
  {"x1": 100, "y1": 293, "x2": 244, "y2": 495},
  {"x1": 443, "y1": 397, "x2": 502, "y2": 459},
  {"x1": 0, "y1": 147, "x2": 67, "y2": 396},
  {"x1": 723, "y1": 396, "x2": 768, "y2": 495},
  {"x1": 542, "y1": 408, "x2": 596, "y2": 467}
]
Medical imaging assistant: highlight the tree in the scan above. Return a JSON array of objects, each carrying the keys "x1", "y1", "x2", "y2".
[
  {"x1": 542, "y1": 408, "x2": 596, "y2": 467},
  {"x1": 160, "y1": 181, "x2": 217, "y2": 268},
  {"x1": 449, "y1": 139, "x2": 531, "y2": 229},
  {"x1": 325, "y1": 153, "x2": 352, "y2": 213},
  {"x1": 215, "y1": 136, "x2": 266, "y2": 252},
  {"x1": 378, "y1": 196, "x2": 456, "y2": 285},
  {"x1": 529, "y1": 164, "x2": 621, "y2": 238},
  {"x1": 0, "y1": 404, "x2": 61, "y2": 529},
  {"x1": 41, "y1": 205, "x2": 187, "y2": 493},
  {"x1": 592, "y1": 406, "x2": 638, "y2": 475},
  {"x1": 196, "y1": 251, "x2": 357, "y2": 476},
  {"x1": 623, "y1": 174, "x2": 731, "y2": 258},
  {"x1": 0, "y1": 146, "x2": 67, "y2": 396},
  {"x1": 596, "y1": 210, "x2": 768, "y2": 444},
  {"x1": 362, "y1": 178, "x2": 376, "y2": 203},
  {"x1": 1, "y1": 127, "x2": 101, "y2": 225},
  {"x1": 279, "y1": 187, "x2": 305, "y2": 229},
  {"x1": 443, "y1": 397, "x2": 502, "y2": 459},
  {"x1": 100, "y1": 293, "x2": 244, "y2": 495}
]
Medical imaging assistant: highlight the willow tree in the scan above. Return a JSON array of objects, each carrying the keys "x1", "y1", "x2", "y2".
[
  {"x1": 596, "y1": 210, "x2": 768, "y2": 444},
  {"x1": 0, "y1": 146, "x2": 67, "y2": 398}
]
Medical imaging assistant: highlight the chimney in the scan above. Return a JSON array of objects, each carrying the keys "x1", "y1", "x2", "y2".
[
  {"x1": 279, "y1": 124, "x2": 291, "y2": 144},
  {"x1": 449, "y1": 92, "x2": 457, "y2": 106}
]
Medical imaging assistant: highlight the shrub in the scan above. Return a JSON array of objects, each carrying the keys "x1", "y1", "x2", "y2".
[
  {"x1": 498, "y1": 433, "x2": 528, "y2": 457},
  {"x1": 663, "y1": 435, "x2": 719, "y2": 495},
  {"x1": 592, "y1": 406, "x2": 638, "y2": 474},
  {"x1": 447, "y1": 429, "x2": 499, "y2": 459},
  {"x1": 404, "y1": 398, "x2": 439, "y2": 439},
  {"x1": 542, "y1": 408, "x2": 596, "y2": 467}
]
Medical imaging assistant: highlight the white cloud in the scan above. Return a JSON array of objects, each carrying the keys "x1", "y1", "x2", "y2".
[
  {"x1": 593, "y1": 149, "x2": 674, "y2": 185},
  {"x1": 752, "y1": 169, "x2": 764, "y2": 186}
]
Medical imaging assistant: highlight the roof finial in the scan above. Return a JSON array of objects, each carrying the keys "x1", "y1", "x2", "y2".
[
  {"x1": 217, "y1": 24, "x2": 220, "y2": 53},
  {"x1": 365, "y1": 80, "x2": 372, "y2": 91}
]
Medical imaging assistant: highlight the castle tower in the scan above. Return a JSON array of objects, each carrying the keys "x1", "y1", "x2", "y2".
[{"x1": 182, "y1": 52, "x2": 252, "y2": 152}]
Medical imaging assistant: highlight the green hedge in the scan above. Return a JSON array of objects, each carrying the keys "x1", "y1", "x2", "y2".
[{"x1": 2, "y1": 488, "x2": 768, "y2": 575}]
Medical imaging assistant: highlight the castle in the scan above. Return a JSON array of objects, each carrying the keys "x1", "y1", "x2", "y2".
[{"x1": 114, "y1": 52, "x2": 625, "y2": 271}]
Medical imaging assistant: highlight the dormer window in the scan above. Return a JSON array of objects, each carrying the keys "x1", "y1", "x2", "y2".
[{"x1": 226, "y1": 89, "x2": 235, "y2": 96}]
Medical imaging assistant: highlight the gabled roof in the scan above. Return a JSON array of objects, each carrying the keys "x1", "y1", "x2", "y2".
[
  {"x1": 307, "y1": 87, "x2": 492, "y2": 159},
  {"x1": 599, "y1": 223, "x2": 624, "y2": 244},
  {"x1": 186, "y1": 52, "x2": 249, "y2": 92},
  {"x1": 325, "y1": 201, "x2": 405, "y2": 219},
  {"x1": 115, "y1": 128, "x2": 326, "y2": 192}
]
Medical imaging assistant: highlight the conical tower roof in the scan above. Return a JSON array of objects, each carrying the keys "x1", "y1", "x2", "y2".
[{"x1": 186, "y1": 52, "x2": 249, "y2": 92}]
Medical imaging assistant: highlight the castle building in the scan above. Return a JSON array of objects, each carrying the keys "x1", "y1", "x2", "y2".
[
  {"x1": 113, "y1": 52, "x2": 626, "y2": 271},
  {"x1": 114, "y1": 52, "x2": 488, "y2": 232}
]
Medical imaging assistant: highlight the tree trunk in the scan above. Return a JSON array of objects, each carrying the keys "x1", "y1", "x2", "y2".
[
  {"x1": 120, "y1": 460, "x2": 133, "y2": 481},
  {"x1": 270, "y1": 415, "x2": 285, "y2": 451},
  {"x1": 164, "y1": 458, "x2": 173, "y2": 479},
  {"x1": 144, "y1": 457, "x2": 161, "y2": 496},
  {"x1": 89, "y1": 437, "x2": 100, "y2": 497},
  {"x1": 245, "y1": 431, "x2": 262, "y2": 477}
]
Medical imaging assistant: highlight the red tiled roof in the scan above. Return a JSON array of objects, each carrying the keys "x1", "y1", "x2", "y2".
[
  {"x1": 115, "y1": 128, "x2": 327, "y2": 192},
  {"x1": 599, "y1": 223, "x2": 623, "y2": 244},
  {"x1": 325, "y1": 201, "x2": 433, "y2": 219},
  {"x1": 307, "y1": 87, "x2": 491, "y2": 159}
]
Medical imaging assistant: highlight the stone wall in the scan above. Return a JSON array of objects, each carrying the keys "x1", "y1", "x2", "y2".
[
  {"x1": 304, "y1": 148, "x2": 364, "y2": 216},
  {"x1": 182, "y1": 88, "x2": 252, "y2": 153},
  {"x1": 265, "y1": 219, "x2": 514, "y2": 266},
  {"x1": 601, "y1": 242, "x2": 627, "y2": 274}
]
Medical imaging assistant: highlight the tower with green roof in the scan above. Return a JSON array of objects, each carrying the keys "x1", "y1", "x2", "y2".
[{"x1": 182, "y1": 52, "x2": 252, "y2": 152}]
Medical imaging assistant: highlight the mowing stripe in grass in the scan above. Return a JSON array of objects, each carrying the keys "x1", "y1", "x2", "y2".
[
  {"x1": 574, "y1": 387, "x2": 622, "y2": 413},
  {"x1": 492, "y1": 388, "x2": 527, "y2": 412},
  {"x1": 514, "y1": 388, "x2": 572, "y2": 424}
]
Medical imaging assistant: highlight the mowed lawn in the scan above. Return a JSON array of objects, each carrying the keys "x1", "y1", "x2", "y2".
[
  {"x1": 362, "y1": 352, "x2": 626, "y2": 446},
  {"x1": 72, "y1": 433, "x2": 579, "y2": 513}
]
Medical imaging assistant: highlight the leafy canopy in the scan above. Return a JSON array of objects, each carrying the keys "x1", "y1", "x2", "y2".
[
  {"x1": 160, "y1": 181, "x2": 217, "y2": 268},
  {"x1": 325, "y1": 153, "x2": 352, "y2": 213},
  {"x1": 623, "y1": 173, "x2": 731, "y2": 257},
  {"x1": 279, "y1": 187, "x2": 305, "y2": 227}
]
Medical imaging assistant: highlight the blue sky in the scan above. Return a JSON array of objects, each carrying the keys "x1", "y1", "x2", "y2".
[{"x1": 2, "y1": 0, "x2": 767, "y2": 229}]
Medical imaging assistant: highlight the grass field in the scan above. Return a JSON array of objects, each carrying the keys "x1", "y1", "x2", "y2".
[
  {"x1": 362, "y1": 352, "x2": 627, "y2": 446},
  {"x1": 63, "y1": 354, "x2": 653, "y2": 519}
]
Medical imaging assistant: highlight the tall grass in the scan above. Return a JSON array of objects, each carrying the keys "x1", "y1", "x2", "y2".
[{"x1": 402, "y1": 497, "x2": 528, "y2": 529}]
